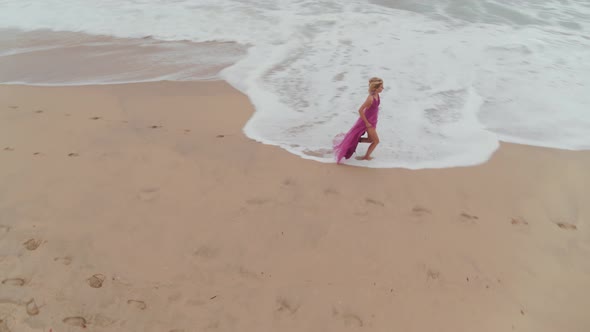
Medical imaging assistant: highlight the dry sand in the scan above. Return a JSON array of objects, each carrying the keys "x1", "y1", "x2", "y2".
[{"x1": 0, "y1": 81, "x2": 589, "y2": 332}]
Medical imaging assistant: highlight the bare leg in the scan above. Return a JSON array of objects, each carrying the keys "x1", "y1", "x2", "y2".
[
  {"x1": 358, "y1": 128, "x2": 379, "y2": 160},
  {"x1": 363, "y1": 143, "x2": 378, "y2": 160}
]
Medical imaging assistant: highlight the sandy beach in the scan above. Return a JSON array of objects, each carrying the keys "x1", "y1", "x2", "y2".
[{"x1": 1, "y1": 81, "x2": 589, "y2": 332}]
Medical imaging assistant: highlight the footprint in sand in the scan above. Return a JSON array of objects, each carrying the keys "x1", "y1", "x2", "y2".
[
  {"x1": 63, "y1": 317, "x2": 87, "y2": 328},
  {"x1": 184, "y1": 129, "x2": 191, "y2": 133},
  {"x1": 68, "y1": 152, "x2": 79, "y2": 157},
  {"x1": 25, "y1": 298, "x2": 39, "y2": 316},
  {"x1": 1, "y1": 278, "x2": 26, "y2": 286},
  {"x1": 461, "y1": 212, "x2": 478, "y2": 219},
  {"x1": 138, "y1": 187, "x2": 160, "y2": 201},
  {"x1": 89, "y1": 116, "x2": 101, "y2": 120},
  {"x1": 412, "y1": 205, "x2": 431, "y2": 216},
  {"x1": 460, "y1": 212, "x2": 479, "y2": 223},
  {"x1": 511, "y1": 217, "x2": 529, "y2": 226},
  {"x1": 3, "y1": 147, "x2": 14, "y2": 152},
  {"x1": 276, "y1": 297, "x2": 300, "y2": 315},
  {"x1": 216, "y1": 134, "x2": 225, "y2": 138},
  {"x1": 87, "y1": 274, "x2": 106, "y2": 288},
  {"x1": 34, "y1": 110, "x2": 43, "y2": 114},
  {"x1": 127, "y1": 299, "x2": 147, "y2": 310},
  {"x1": 54, "y1": 256, "x2": 73, "y2": 265},
  {"x1": 193, "y1": 246, "x2": 219, "y2": 259},
  {"x1": 237, "y1": 266, "x2": 262, "y2": 280},
  {"x1": 23, "y1": 238, "x2": 42, "y2": 251},
  {"x1": 365, "y1": 198, "x2": 385, "y2": 207},
  {"x1": 32, "y1": 152, "x2": 42, "y2": 156},
  {"x1": 8, "y1": 105, "x2": 18, "y2": 109},
  {"x1": 282, "y1": 178, "x2": 294, "y2": 186},
  {"x1": 323, "y1": 188, "x2": 339, "y2": 195},
  {"x1": 556, "y1": 222, "x2": 577, "y2": 230},
  {"x1": 426, "y1": 268, "x2": 441, "y2": 281},
  {"x1": 342, "y1": 313, "x2": 364, "y2": 327},
  {"x1": 150, "y1": 125, "x2": 162, "y2": 129},
  {"x1": 332, "y1": 308, "x2": 364, "y2": 328}
]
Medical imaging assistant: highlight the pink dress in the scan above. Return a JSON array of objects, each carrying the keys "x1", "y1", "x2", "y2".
[{"x1": 333, "y1": 94, "x2": 380, "y2": 163}]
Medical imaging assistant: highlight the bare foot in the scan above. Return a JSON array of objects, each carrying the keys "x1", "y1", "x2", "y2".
[{"x1": 355, "y1": 156, "x2": 373, "y2": 160}]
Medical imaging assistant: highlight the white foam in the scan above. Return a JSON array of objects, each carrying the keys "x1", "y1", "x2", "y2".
[{"x1": 1, "y1": 0, "x2": 589, "y2": 168}]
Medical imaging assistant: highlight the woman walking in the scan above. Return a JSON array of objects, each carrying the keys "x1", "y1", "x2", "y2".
[{"x1": 333, "y1": 77, "x2": 384, "y2": 163}]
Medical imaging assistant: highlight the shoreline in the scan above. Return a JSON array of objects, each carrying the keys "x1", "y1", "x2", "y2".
[
  {"x1": 2, "y1": 79, "x2": 586, "y2": 170},
  {"x1": 1, "y1": 81, "x2": 589, "y2": 332}
]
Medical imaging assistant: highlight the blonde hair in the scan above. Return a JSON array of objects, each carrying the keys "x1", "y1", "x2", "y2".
[{"x1": 368, "y1": 77, "x2": 383, "y2": 93}]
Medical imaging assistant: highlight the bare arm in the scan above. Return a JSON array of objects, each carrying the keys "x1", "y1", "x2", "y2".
[{"x1": 358, "y1": 95, "x2": 374, "y2": 128}]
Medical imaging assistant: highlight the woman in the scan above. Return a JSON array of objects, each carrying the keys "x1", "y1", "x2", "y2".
[{"x1": 333, "y1": 77, "x2": 384, "y2": 163}]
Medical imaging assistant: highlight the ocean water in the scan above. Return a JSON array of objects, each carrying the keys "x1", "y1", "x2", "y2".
[{"x1": 1, "y1": 0, "x2": 589, "y2": 168}]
